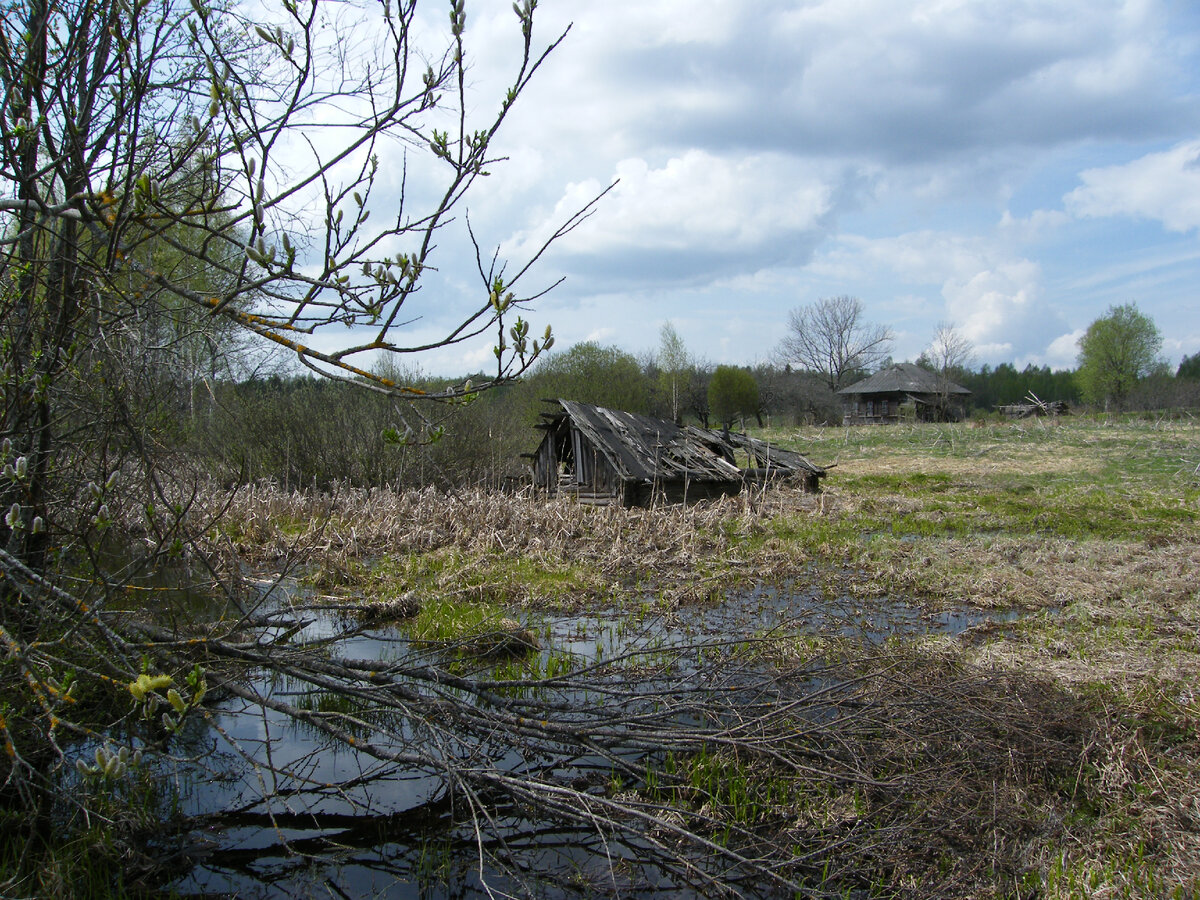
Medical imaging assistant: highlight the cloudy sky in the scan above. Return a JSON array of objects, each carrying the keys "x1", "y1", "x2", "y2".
[{"x1": 373, "y1": 0, "x2": 1200, "y2": 376}]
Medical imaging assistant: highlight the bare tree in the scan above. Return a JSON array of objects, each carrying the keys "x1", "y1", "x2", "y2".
[
  {"x1": 0, "y1": 0, "x2": 615, "y2": 568},
  {"x1": 925, "y1": 321, "x2": 975, "y2": 378},
  {"x1": 920, "y1": 321, "x2": 974, "y2": 419},
  {"x1": 778, "y1": 295, "x2": 894, "y2": 391}
]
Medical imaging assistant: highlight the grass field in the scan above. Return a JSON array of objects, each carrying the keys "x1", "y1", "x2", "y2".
[
  {"x1": 769, "y1": 414, "x2": 1200, "y2": 898},
  {"x1": 215, "y1": 413, "x2": 1200, "y2": 898}
]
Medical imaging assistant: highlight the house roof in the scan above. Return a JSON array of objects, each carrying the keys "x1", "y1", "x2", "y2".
[
  {"x1": 545, "y1": 400, "x2": 825, "y2": 485},
  {"x1": 836, "y1": 363, "x2": 970, "y2": 396}
]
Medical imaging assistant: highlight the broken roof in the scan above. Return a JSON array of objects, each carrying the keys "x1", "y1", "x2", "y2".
[
  {"x1": 837, "y1": 362, "x2": 970, "y2": 396},
  {"x1": 543, "y1": 400, "x2": 825, "y2": 486}
]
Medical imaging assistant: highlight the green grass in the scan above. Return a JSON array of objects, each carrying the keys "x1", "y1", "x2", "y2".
[
  {"x1": 0, "y1": 767, "x2": 177, "y2": 899},
  {"x1": 363, "y1": 549, "x2": 609, "y2": 608},
  {"x1": 1036, "y1": 846, "x2": 1200, "y2": 900},
  {"x1": 406, "y1": 596, "x2": 510, "y2": 643}
]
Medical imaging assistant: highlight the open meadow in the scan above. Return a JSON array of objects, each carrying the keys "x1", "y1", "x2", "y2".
[{"x1": 199, "y1": 413, "x2": 1200, "y2": 898}]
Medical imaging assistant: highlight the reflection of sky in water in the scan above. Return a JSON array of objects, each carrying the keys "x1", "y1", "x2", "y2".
[{"x1": 164, "y1": 577, "x2": 1019, "y2": 898}]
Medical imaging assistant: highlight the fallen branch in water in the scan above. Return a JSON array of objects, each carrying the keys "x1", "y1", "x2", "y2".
[{"x1": 2, "y1": 540, "x2": 1091, "y2": 898}]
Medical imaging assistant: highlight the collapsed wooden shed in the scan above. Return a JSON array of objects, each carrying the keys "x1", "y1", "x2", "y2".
[{"x1": 526, "y1": 400, "x2": 826, "y2": 506}]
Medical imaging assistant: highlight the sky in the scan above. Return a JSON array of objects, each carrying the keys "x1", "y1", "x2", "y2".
[{"x1": 347, "y1": 0, "x2": 1200, "y2": 377}]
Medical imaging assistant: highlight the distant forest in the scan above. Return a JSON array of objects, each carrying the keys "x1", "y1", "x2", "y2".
[{"x1": 185, "y1": 343, "x2": 1200, "y2": 492}]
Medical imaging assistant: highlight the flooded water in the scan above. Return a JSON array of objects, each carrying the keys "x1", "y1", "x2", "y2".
[{"x1": 130, "y1": 578, "x2": 1018, "y2": 899}]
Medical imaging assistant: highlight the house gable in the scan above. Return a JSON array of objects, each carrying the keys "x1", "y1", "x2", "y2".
[{"x1": 837, "y1": 364, "x2": 971, "y2": 425}]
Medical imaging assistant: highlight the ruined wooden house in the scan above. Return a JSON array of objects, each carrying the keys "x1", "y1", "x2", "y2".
[
  {"x1": 526, "y1": 400, "x2": 826, "y2": 506},
  {"x1": 837, "y1": 363, "x2": 971, "y2": 425}
]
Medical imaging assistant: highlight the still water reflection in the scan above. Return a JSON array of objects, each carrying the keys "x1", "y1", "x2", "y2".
[{"x1": 154, "y1": 578, "x2": 1015, "y2": 898}]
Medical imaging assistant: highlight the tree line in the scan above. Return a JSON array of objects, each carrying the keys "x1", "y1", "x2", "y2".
[
  {"x1": 187, "y1": 301, "x2": 1200, "y2": 492},
  {"x1": 90, "y1": 293, "x2": 1198, "y2": 497}
]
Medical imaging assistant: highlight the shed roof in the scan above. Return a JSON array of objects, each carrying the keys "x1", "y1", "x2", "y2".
[
  {"x1": 545, "y1": 400, "x2": 825, "y2": 486},
  {"x1": 837, "y1": 363, "x2": 970, "y2": 396}
]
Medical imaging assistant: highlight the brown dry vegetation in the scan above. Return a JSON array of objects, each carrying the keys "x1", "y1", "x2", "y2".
[
  {"x1": 192, "y1": 414, "x2": 1200, "y2": 898},
  {"x1": 208, "y1": 481, "x2": 829, "y2": 608}
]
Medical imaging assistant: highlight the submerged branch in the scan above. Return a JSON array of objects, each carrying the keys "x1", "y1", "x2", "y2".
[{"x1": 0, "y1": 523, "x2": 1090, "y2": 897}]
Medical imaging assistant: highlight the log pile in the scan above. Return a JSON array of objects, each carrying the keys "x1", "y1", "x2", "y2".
[{"x1": 998, "y1": 392, "x2": 1069, "y2": 419}]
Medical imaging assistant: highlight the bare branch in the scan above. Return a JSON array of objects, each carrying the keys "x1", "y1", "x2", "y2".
[{"x1": 777, "y1": 295, "x2": 894, "y2": 391}]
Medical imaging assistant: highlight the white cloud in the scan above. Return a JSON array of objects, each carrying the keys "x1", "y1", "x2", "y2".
[
  {"x1": 810, "y1": 231, "x2": 1070, "y2": 366},
  {"x1": 345, "y1": 0, "x2": 1200, "y2": 375},
  {"x1": 583, "y1": 326, "x2": 618, "y2": 344},
  {"x1": 943, "y1": 260, "x2": 1044, "y2": 346},
  {"x1": 997, "y1": 208, "x2": 1071, "y2": 242},
  {"x1": 501, "y1": 151, "x2": 838, "y2": 275},
  {"x1": 1065, "y1": 139, "x2": 1200, "y2": 232},
  {"x1": 1044, "y1": 329, "x2": 1086, "y2": 369}
]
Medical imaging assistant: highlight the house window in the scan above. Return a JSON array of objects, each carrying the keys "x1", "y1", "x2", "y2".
[{"x1": 866, "y1": 400, "x2": 874, "y2": 417}]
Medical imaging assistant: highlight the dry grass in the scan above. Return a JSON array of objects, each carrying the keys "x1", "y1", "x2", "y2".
[
  {"x1": 846, "y1": 534, "x2": 1200, "y2": 612},
  {"x1": 207, "y1": 482, "x2": 827, "y2": 608},
  {"x1": 789, "y1": 417, "x2": 1200, "y2": 899},
  {"x1": 171, "y1": 414, "x2": 1200, "y2": 898}
]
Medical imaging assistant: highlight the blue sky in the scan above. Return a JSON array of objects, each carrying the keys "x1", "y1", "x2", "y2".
[{"x1": 355, "y1": 0, "x2": 1200, "y2": 376}]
